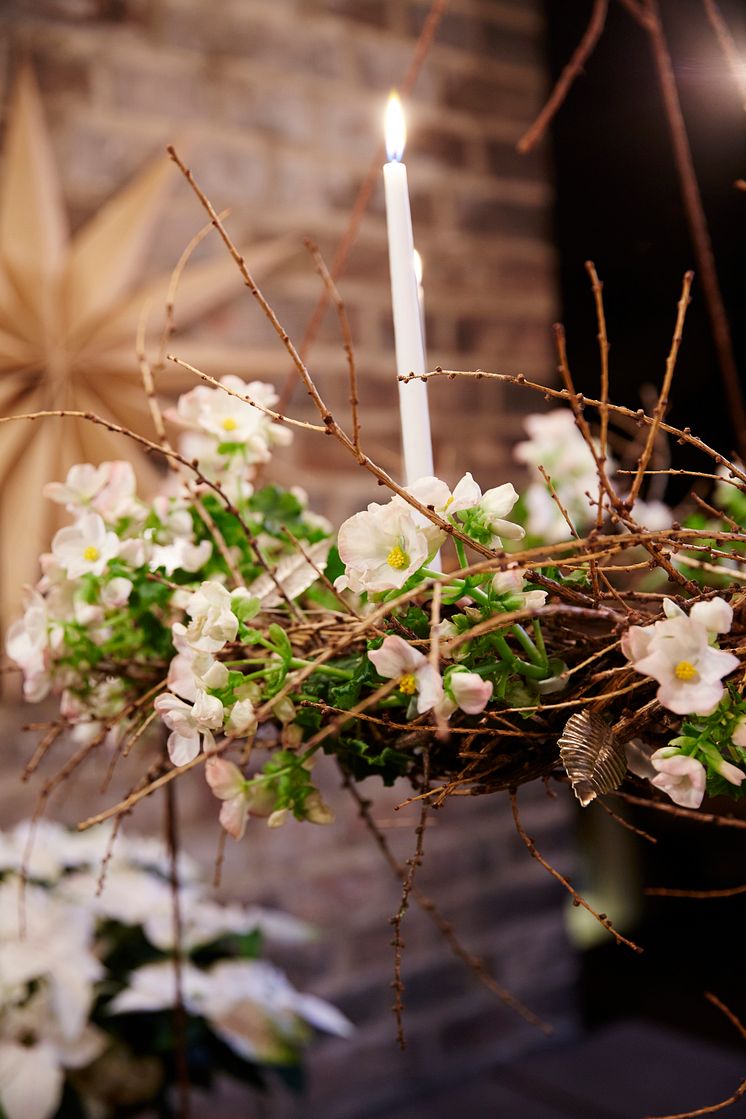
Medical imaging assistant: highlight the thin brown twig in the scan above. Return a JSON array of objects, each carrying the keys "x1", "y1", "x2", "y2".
[
  {"x1": 597, "y1": 798, "x2": 657, "y2": 844},
  {"x1": 610, "y1": 788, "x2": 746, "y2": 829},
  {"x1": 510, "y1": 788, "x2": 643, "y2": 952},
  {"x1": 165, "y1": 779, "x2": 190, "y2": 1119},
  {"x1": 517, "y1": 0, "x2": 609, "y2": 153},
  {"x1": 402, "y1": 369, "x2": 746, "y2": 489},
  {"x1": 586, "y1": 261, "x2": 611, "y2": 540},
  {"x1": 645, "y1": 882, "x2": 746, "y2": 899},
  {"x1": 343, "y1": 777, "x2": 551, "y2": 1032},
  {"x1": 627, "y1": 271, "x2": 694, "y2": 506},
  {"x1": 644, "y1": 1081, "x2": 746, "y2": 1119},
  {"x1": 706, "y1": 992, "x2": 746, "y2": 1043},
  {"x1": 391, "y1": 748, "x2": 430, "y2": 1049},
  {"x1": 304, "y1": 238, "x2": 361, "y2": 458},
  {"x1": 538, "y1": 465, "x2": 580, "y2": 539}
]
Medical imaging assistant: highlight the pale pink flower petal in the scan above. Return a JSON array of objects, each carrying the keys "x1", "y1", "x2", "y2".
[
  {"x1": 690, "y1": 597, "x2": 733, "y2": 635},
  {"x1": 732, "y1": 717, "x2": 746, "y2": 748},
  {"x1": 368, "y1": 635, "x2": 425, "y2": 679},
  {"x1": 414, "y1": 663, "x2": 444, "y2": 713},
  {"x1": 219, "y1": 797, "x2": 250, "y2": 840},
  {"x1": 450, "y1": 672, "x2": 493, "y2": 714},
  {"x1": 650, "y1": 751, "x2": 706, "y2": 809},
  {"x1": 713, "y1": 758, "x2": 745, "y2": 787},
  {"x1": 205, "y1": 758, "x2": 246, "y2": 801}
]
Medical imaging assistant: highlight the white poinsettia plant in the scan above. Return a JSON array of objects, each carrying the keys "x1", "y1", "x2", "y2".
[
  {"x1": 0, "y1": 820, "x2": 351, "y2": 1119},
  {"x1": 6, "y1": 379, "x2": 746, "y2": 836}
]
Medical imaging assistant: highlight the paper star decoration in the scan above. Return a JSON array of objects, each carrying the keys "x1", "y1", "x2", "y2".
[{"x1": 0, "y1": 66, "x2": 295, "y2": 634}]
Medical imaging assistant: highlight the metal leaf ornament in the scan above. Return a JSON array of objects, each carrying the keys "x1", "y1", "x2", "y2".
[
  {"x1": 0, "y1": 65, "x2": 296, "y2": 634},
  {"x1": 558, "y1": 711, "x2": 627, "y2": 806}
]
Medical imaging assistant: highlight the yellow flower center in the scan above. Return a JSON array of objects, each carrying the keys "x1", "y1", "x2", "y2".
[
  {"x1": 386, "y1": 545, "x2": 410, "y2": 570},
  {"x1": 399, "y1": 673, "x2": 417, "y2": 695},
  {"x1": 222, "y1": 417, "x2": 238, "y2": 431},
  {"x1": 83, "y1": 546, "x2": 100, "y2": 562},
  {"x1": 674, "y1": 660, "x2": 699, "y2": 682}
]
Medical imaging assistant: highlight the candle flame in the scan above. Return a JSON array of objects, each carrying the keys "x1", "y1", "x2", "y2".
[
  {"x1": 413, "y1": 248, "x2": 423, "y2": 285},
  {"x1": 385, "y1": 91, "x2": 406, "y2": 162}
]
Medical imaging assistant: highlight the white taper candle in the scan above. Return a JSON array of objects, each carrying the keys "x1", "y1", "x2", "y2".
[{"x1": 383, "y1": 92, "x2": 434, "y2": 487}]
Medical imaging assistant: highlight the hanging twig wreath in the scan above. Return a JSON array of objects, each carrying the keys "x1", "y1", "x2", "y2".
[{"x1": 3, "y1": 3, "x2": 746, "y2": 1114}]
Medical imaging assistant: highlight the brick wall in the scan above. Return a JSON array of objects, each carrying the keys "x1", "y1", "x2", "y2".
[
  {"x1": 0, "y1": 0, "x2": 557, "y2": 523},
  {"x1": 0, "y1": 2, "x2": 574, "y2": 1114}
]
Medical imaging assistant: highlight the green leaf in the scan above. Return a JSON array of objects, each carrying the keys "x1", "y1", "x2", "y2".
[
  {"x1": 232, "y1": 593, "x2": 260, "y2": 623},
  {"x1": 268, "y1": 623, "x2": 292, "y2": 664},
  {"x1": 398, "y1": 605, "x2": 430, "y2": 638},
  {"x1": 324, "y1": 545, "x2": 344, "y2": 584}
]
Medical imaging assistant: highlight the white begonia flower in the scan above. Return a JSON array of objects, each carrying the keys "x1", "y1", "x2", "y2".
[
  {"x1": 650, "y1": 748, "x2": 707, "y2": 808},
  {"x1": 515, "y1": 409, "x2": 598, "y2": 477},
  {"x1": 5, "y1": 590, "x2": 50, "y2": 702},
  {"x1": 118, "y1": 536, "x2": 152, "y2": 568},
  {"x1": 205, "y1": 758, "x2": 275, "y2": 839},
  {"x1": 168, "y1": 377, "x2": 292, "y2": 463},
  {"x1": 620, "y1": 622, "x2": 655, "y2": 664},
  {"x1": 515, "y1": 411, "x2": 608, "y2": 540},
  {"x1": 523, "y1": 483, "x2": 573, "y2": 544},
  {"x1": 631, "y1": 613, "x2": 738, "y2": 715},
  {"x1": 60, "y1": 865, "x2": 175, "y2": 929},
  {"x1": 180, "y1": 581, "x2": 238, "y2": 653},
  {"x1": 167, "y1": 630, "x2": 230, "y2": 704},
  {"x1": 0, "y1": 881, "x2": 103, "y2": 1041},
  {"x1": 51, "y1": 513, "x2": 119, "y2": 579},
  {"x1": 43, "y1": 463, "x2": 110, "y2": 515},
  {"x1": 335, "y1": 497, "x2": 443, "y2": 595},
  {"x1": 630, "y1": 499, "x2": 674, "y2": 532},
  {"x1": 478, "y1": 483, "x2": 526, "y2": 544},
  {"x1": 226, "y1": 698, "x2": 257, "y2": 739},
  {"x1": 194, "y1": 960, "x2": 353, "y2": 1064},
  {"x1": 732, "y1": 717, "x2": 746, "y2": 748},
  {"x1": 90, "y1": 461, "x2": 139, "y2": 522},
  {"x1": 101, "y1": 576, "x2": 133, "y2": 608},
  {"x1": 407, "y1": 472, "x2": 482, "y2": 518},
  {"x1": 303, "y1": 790, "x2": 335, "y2": 826},
  {"x1": 109, "y1": 958, "x2": 352, "y2": 1066},
  {"x1": 449, "y1": 670, "x2": 494, "y2": 715},
  {"x1": 688, "y1": 597, "x2": 733, "y2": 635},
  {"x1": 0, "y1": 990, "x2": 104, "y2": 1119},
  {"x1": 367, "y1": 635, "x2": 444, "y2": 714},
  {"x1": 492, "y1": 568, "x2": 548, "y2": 610},
  {"x1": 150, "y1": 537, "x2": 213, "y2": 576},
  {"x1": 624, "y1": 599, "x2": 738, "y2": 715},
  {"x1": 107, "y1": 960, "x2": 210, "y2": 1017},
  {"x1": 712, "y1": 756, "x2": 745, "y2": 787},
  {"x1": 154, "y1": 690, "x2": 225, "y2": 766}
]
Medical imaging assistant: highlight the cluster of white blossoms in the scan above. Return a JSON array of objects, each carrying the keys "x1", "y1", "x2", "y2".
[
  {"x1": 515, "y1": 409, "x2": 672, "y2": 541},
  {"x1": 165, "y1": 375, "x2": 292, "y2": 501},
  {"x1": 6, "y1": 459, "x2": 216, "y2": 733},
  {"x1": 623, "y1": 597, "x2": 744, "y2": 808},
  {"x1": 623, "y1": 597, "x2": 738, "y2": 716},
  {"x1": 335, "y1": 472, "x2": 524, "y2": 595},
  {"x1": 367, "y1": 634, "x2": 494, "y2": 721},
  {"x1": 155, "y1": 581, "x2": 259, "y2": 766},
  {"x1": 0, "y1": 821, "x2": 349, "y2": 1119},
  {"x1": 6, "y1": 377, "x2": 306, "y2": 755}
]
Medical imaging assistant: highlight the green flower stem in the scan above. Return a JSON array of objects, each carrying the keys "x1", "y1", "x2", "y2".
[
  {"x1": 454, "y1": 537, "x2": 469, "y2": 571},
  {"x1": 512, "y1": 623, "x2": 547, "y2": 669},
  {"x1": 491, "y1": 633, "x2": 546, "y2": 680},
  {"x1": 247, "y1": 744, "x2": 321, "y2": 787},
  {"x1": 532, "y1": 619, "x2": 548, "y2": 667},
  {"x1": 290, "y1": 658, "x2": 353, "y2": 680}
]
